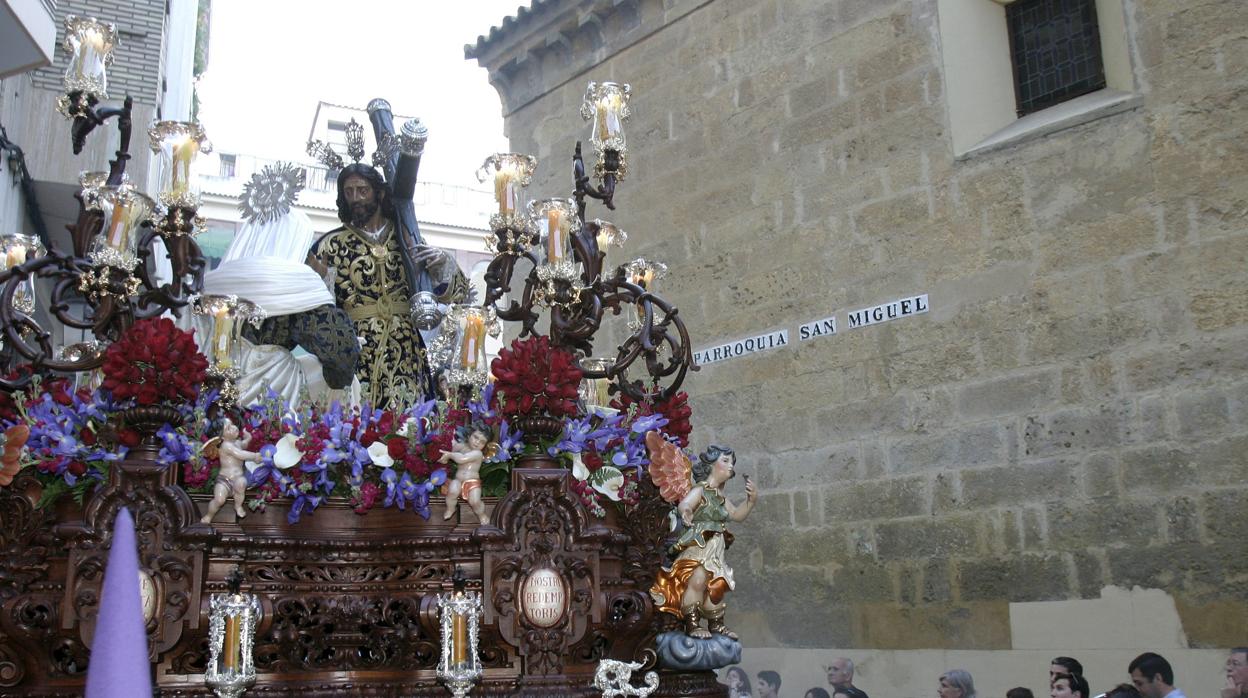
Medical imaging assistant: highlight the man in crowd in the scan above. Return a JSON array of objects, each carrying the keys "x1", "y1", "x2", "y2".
[
  {"x1": 1128, "y1": 652, "x2": 1186, "y2": 698},
  {"x1": 1224, "y1": 647, "x2": 1248, "y2": 698},
  {"x1": 757, "y1": 670, "x2": 782, "y2": 698},
  {"x1": 827, "y1": 657, "x2": 869, "y2": 698}
]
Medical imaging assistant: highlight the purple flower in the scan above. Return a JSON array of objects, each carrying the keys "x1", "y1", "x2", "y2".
[
  {"x1": 429, "y1": 468, "x2": 448, "y2": 488},
  {"x1": 156, "y1": 424, "x2": 192, "y2": 466},
  {"x1": 467, "y1": 384, "x2": 496, "y2": 421},
  {"x1": 494, "y1": 421, "x2": 523, "y2": 461},
  {"x1": 629, "y1": 413, "x2": 669, "y2": 434}
]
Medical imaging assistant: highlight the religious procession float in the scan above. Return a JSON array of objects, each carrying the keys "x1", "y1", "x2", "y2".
[{"x1": 0, "y1": 16, "x2": 756, "y2": 697}]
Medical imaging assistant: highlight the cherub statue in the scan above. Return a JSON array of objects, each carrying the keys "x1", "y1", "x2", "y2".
[
  {"x1": 200, "y1": 418, "x2": 261, "y2": 524},
  {"x1": 439, "y1": 426, "x2": 496, "y2": 526},
  {"x1": 647, "y1": 432, "x2": 757, "y2": 640}
]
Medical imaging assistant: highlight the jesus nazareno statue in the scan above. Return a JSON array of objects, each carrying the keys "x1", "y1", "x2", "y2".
[{"x1": 305, "y1": 100, "x2": 468, "y2": 409}]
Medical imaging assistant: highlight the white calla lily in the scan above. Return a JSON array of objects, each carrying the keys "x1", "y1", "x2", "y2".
[
  {"x1": 591, "y1": 465, "x2": 625, "y2": 502},
  {"x1": 273, "y1": 434, "x2": 303, "y2": 470},
  {"x1": 367, "y1": 441, "x2": 394, "y2": 469},
  {"x1": 571, "y1": 452, "x2": 590, "y2": 482},
  {"x1": 396, "y1": 417, "x2": 418, "y2": 438}
]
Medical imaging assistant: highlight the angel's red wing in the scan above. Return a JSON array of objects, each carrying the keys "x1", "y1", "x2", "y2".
[
  {"x1": 0, "y1": 424, "x2": 30, "y2": 486},
  {"x1": 645, "y1": 430, "x2": 691, "y2": 504}
]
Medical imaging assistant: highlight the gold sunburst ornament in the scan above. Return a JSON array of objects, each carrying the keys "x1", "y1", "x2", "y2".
[{"x1": 239, "y1": 162, "x2": 306, "y2": 224}]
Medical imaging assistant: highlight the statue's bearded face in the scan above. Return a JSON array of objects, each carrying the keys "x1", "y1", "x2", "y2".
[{"x1": 343, "y1": 175, "x2": 380, "y2": 226}]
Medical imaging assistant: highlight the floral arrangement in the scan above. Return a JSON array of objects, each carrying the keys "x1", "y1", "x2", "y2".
[
  {"x1": 3, "y1": 317, "x2": 212, "y2": 506},
  {"x1": 0, "y1": 320, "x2": 694, "y2": 524},
  {"x1": 229, "y1": 383, "x2": 527, "y2": 523},
  {"x1": 490, "y1": 335, "x2": 582, "y2": 418},
  {"x1": 101, "y1": 317, "x2": 207, "y2": 405}
]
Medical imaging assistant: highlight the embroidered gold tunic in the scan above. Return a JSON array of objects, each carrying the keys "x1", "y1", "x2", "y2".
[{"x1": 314, "y1": 225, "x2": 428, "y2": 408}]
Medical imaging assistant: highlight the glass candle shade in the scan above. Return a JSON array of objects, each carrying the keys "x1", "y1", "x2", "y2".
[
  {"x1": 0, "y1": 234, "x2": 44, "y2": 315},
  {"x1": 528, "y1": 198, "x2": 581, "y2": 274},
  {"x1": 438, "y1": 305, "x2": 499, "y2": 389},
  {"x1": 437, "y1": 589, "x2": 482, "y2": 696},
  {"x1": 148, "y1": 121, "x2": 212, "y2": 208},
  {"x1": 205, "y1": 592, "x2": 261, "y2": 693},
  {"x1": 476, "y1": 153, "x2": 537, "y2": 219},
  {"x1": 580, "y1": 82, "x2": 631, "y2": 153},
  {"x1": 192, "y1": 295, "x2": 263, "y2": 376},
  {"x1": 578, "y1": 357, "x2": 618, "y2": 416},
  {"x1": 592, "y1": 220, "x2": 627, "y2": 273},
  {"x1": 622, "y1": 258, "x2": 668, "y2": 292},
  {"x1": 62, "y1": 16, "x2": 117, "y2": 99},
  {"x1": 87, "y1": 184, "x2": 155, "y2": 270},
  {"x1": 457, "y1": 308, "x2": 488, "y2": 373}
]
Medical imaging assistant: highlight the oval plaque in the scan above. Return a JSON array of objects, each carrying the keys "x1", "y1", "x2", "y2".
[
  {"x1": 520, "y1": 567, "x2": 567, "y2": 628},
  {"x1": 138, "y1": 569, "x2": 158, "y2": 625}
]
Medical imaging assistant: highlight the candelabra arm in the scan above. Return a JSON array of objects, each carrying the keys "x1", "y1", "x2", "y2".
[
  {"x1": 572, "y1": 141, "x2": 617, "y2": 214},
  {"x1": 69, "y1": 95, "x2": 133, "y2": 186}
]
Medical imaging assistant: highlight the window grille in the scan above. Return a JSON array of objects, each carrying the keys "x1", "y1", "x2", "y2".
[
  {"x1": 219, "y1": 154, "x2": 236, "y2": 178},
  {"x1": 1006, "y1": 0, "x2": 1106, "y2": 116}
]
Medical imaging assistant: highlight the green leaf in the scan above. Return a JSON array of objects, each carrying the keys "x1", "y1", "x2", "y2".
[{"x1": 36, "y1": 480, "x2": 69, "y2": 509}]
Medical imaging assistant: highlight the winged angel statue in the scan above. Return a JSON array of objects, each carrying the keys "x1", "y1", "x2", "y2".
[{"x1": 646, "y1": 432, "x2": 757, "y2": 640}]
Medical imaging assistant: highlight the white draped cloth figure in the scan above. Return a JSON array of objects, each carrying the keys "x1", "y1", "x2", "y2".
[{"x1": 203, "y1": 211, "x2": 337, "y2": 406}]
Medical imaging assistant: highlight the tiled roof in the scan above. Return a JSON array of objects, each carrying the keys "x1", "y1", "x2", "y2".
[{"x1": 464, "y1": 1, "x2": 554, "y2": 60}]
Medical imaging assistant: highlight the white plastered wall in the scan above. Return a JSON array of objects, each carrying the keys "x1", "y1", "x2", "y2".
[{"x1": 936, "y1": 0, "x2": 1136, "y2": 157}]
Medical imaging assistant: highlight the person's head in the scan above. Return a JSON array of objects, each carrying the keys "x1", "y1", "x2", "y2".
[
  {"x1": 1103, "y1": 683, "x2": 1143, "y2": 698},
  {"x1": 1051, "y1": 658, "x2": 1084, "y2": 685},
  {"x1": 467, "y1": 427, "x2": 491, "y2": 450},
  {"x1": 1051, "y1": 673, "x2": 1089, "y2": 698},
  {"x1": 726, "y1": 666, "x2": 751, "y2": 692},
  {"x1": 1128, "y1": 652, "x2": 1175, "y2": 698},
  {"x1": 805, "y1": 689, "x2": 832, "y2": 698},
  {"x1": 939, "y1": 670, "x2": 977, "y2": 698},
  {"x1": 826, "y1": 658, "x2": 855, "y2": 688},
  {"x1": 1007, "y1": 689, "x2": 1036, "y2": 698},
  {"x1": 335, "y1": 164, "x2": 393, "y2": 228},
  {"x1": 757, "y1": 670, "x2": 781, "y2": 698},
  {"x1": 222, "y1": 418, "x2": 239, "y2": 440},
  {"x1": 1229, "y1": 648, "x2": 1248, "y2": 690},
  {"x1": 694, "y1": 444, "x2": 736, "y2": 483}
]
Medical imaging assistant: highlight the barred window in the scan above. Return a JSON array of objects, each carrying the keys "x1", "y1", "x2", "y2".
[{"x1": 1006, "y1": 0, "x2": 1107, "y2": 116}]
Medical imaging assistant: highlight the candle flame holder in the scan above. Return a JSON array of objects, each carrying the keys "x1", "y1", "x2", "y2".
[
  {"x1": 192, "y1": 294, "x2": 266, "y2": 408},
  {"x1": 478, "y1": 152, "x2": 538, "y2": 238},
  {"x1": 205, "y1": 569, "x2": 261, "y2": 698},
  {"x1": 428, "y1": 305, "x2": 501, "y2": 391},
  {"x1": 437, "y1": 573, "x2": 483, "y2": 698},
  {"x1": 55, "y1": 16, "x2": 117, "y2": 119}
]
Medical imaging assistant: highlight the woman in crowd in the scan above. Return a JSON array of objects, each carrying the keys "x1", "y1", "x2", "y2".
[
  {"x1": 939, "y1": 670, "x2": 978, "y2": 698},
  {"x1": 726, "y1": 666, "x2": 752, "y2": 698}
]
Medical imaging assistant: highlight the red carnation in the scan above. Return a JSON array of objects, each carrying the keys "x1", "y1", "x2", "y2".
[
  {"x1": 612, "y1": 390, "x2": 693, "y2": 447},
  {"x1": 387, "y1": 438, "x2": 408, "y2": 459}
]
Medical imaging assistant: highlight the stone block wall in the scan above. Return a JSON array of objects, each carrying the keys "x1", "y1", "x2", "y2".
[{"x1": 469, "y1": 0, "x2": 1247, "y2": 685}]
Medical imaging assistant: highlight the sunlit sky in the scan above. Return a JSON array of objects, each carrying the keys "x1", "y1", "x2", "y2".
[{"x1": 196, "y1": 1, "x2": 529, "y2": 190}]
